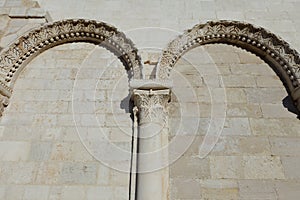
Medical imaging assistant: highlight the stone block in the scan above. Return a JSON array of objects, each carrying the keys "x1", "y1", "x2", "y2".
[
  {"x1": 261, "y1": 104, "x2": 297, "y2": 118},
  {"x1": 249, "y1": 117, "x2": 300, "y2": 137},
  {"x1": 0, "y1": 186, "x2": 4, "y2": 200},
  {"x1": 221, "y1": 118, "x2": 251, "y2": 136},
  {"x1": 26, "y1": 8, "x2": 46, "y2": 17},
  {"x1": 60, "y1": 162, "x2": 97, "y2": 184},
  {"x1": 56, "y1": 114, "x2": 76, "y2": 127},
  {"x1": 5, "y1": 162, "x2": 36, "y2": 184},
  {"x1": 222, "y1": 75, "x2": 256, "y2": 88},
  {"x1": 4, "y1": 185, "x2": 25, "y2": 200},
  {"x1": 209, "y1": 52, "x2": 241, "y2": 64},
  {"x1": 9, "y1": 7, "x2": 27, "y2": 17},
  {"x1": 29, "y1": 141, "x2": 52, "y2": 161},
  {"x1": 201, "y1": 188, "x2": 239, "y2": 200},
  {"x1": 200, "y1": 179, "x2": 239, "y2": 200},
  {"x1": 113, "y1": 187, "x2": 128, "y2": 200},
  {"x1": 238, "y1": 180, "x2": 277, "y2": 200},
  {"x1": 1, "y1": 113, "x2": 34, "y2": 126},
  {"x1": 0, "y1": 141, "x2": 30, "y2": 161},
  {"x1": 211, "y1": 136, "x2": 271, "y2": 156},
  {"x1": 23, "y1": 186, "x2": 49, "y2": 200},
  {"x1": 256, "y1": 76, "x2": 281, "y2": 87},
  {"x1": 0, "y1": 14, "x2": 9, "y2": 31},
  {"x1": 237, "y1": 51, "x2": 264, "y2": 64},
  {"x1": 270, "y1": 137, "x2": 300, "y2": 156},
  {"x1": 170, "y1": 178, "x2": 201, "y2": 199},
  {"x1": 61, "y1": 186, "x2": 86, "y2": 200},
  {"x1": 170, "y1": 156, "x2": 210, "y2": 179},
  {"x1": 216, "y1": 11, "x2": 245, "y2": 20},
  {"x1": 243, "y1": 156, "x2": 285, "y2": 179},
  {"x1": 230, "y1": 64, "x2": 274, "y2": 75},
  {"x1": 35, "y1": 162, "x2": 62, "y2": 184},
  {"x1": 97, "y1": 164, "x2": 110, "y2": 185},
  {"x1": 225, "y1": 88, "x2": 247, "y2": 103},
  {"x1": 86, "y1": 186, "x2": 114, "y2": 200},
  {"x1": 281, "y1": 156, "x2": 300, "y2": 179},
  {"x1": 226, "y1": 103, "x2": 262, "y2": 117},
  {"x1": 33, "y1": 114, "x2": 57, "y2": 126},
  {"x1": 210, "y1": 156, "x2": 243, "y2": 179},
  {"x1": 109, "y1": 170, "x2": 130, "y2": 186},
  {"x1": 276, "y1": 181, "x2": 300, "y2": 200},
  {"x1": 249, "y1": 118, "x2": 283, "y2": 136}
]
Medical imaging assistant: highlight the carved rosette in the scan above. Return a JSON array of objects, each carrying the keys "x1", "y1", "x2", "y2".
[{"x1": 133, "y1": 89, "x2": 170, "y2": 126}]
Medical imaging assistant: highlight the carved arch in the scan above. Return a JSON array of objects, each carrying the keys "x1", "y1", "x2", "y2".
[
  {"x1": 156, "y1": 20, "x2": 300, "y2": 112},
  {"x1": 0, "y1": 19, "x2": 143, "y2": 115}
]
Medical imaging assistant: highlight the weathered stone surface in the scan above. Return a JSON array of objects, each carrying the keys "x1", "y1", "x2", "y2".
[
  {"x1": 210, "y1": 156, "x2": 243, "y2": 179},
  {"x1": 276, "y1": 181, "x2": 300, "y2": 200},
  {"x1": 238, "y1": 180, "x2": 277, "y2": 200},
  {"x1": 60, "y1": 162, "x2": 97, "y2": 184},
  {"x1": 211, "y1": 136, "x2": 271, "y2": 156},
  {"x1": 61, "y1": 186, "x2": 86, "y2": 200},
  {"x1": 0, "y1": 1, "x2": 299, "y2": 199},
  {"x1": 281, "y1": 156, "x2": 300, "y2": 179},
  {"x1": 29, "y1": 141, "x2": 52, "y2": 161},
  {"x1": 270, "y1": 137, "x2": 300, "y2": 156},
  {"x1": 170, "y1": 156, "x2": 210, "y2": 179},
  {"x1": 243, "y1": 156, "x2": 285, "y2": 179},
  {"x1": 170, "y1": 178, "x2": 201, "y2": 199},
  {"x1": 0, "y1": 141, "x2": 31, "y2": 161},
  {"x1": 23, "y1": 186, "x2": 49, "y2": 200}
]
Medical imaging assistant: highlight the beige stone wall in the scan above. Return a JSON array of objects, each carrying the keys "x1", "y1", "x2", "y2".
[
  {"x1": 0, "y1": 0, "x2": 299, "y2": 199},
  {"x1": 169, "y1": 44, "x2": 300, "y2": 199},
  {"x1": 0, "y1": 43, "x2": 131, "y2": 199}
]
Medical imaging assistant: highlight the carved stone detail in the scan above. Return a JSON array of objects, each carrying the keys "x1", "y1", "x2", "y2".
[
  {"x1": 0, "y1": 19, "x2": 143, "y2": 116},
  {"x1": 0, "y1": 19, "x2": 143, "y2": 88},
  {"x1": 133, "y1": 89, "x2": 170, "y2": 126},
  {"x1": 156, "y1": 20, "x2": 300, "y2": 112},
  {"x1": 0, "y1": 94, "x2": 9, "y2": 117}
]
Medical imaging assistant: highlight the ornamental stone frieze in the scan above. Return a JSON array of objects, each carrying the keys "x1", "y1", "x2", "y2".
[
  {"x1": 0, "y1": 19, "x2": 300, "y2": 118},
  {"x1": 0, "y1": 19, "x2": 143, "y2": 87},
  {"x1": 156, "y1": 21, "x2": 300, "y2": 112}
]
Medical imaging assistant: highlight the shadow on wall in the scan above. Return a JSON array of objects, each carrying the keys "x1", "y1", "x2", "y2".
[{"x1": 282, "y1": 96, "x2": 300, "y2": 119}]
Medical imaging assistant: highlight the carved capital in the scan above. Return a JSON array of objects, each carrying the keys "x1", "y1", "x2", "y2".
[{"x1": 133, "y1": 89, "x2": 170, "y2": 125}]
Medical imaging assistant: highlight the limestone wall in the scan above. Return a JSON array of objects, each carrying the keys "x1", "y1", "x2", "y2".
[{"x1": 0, "y1": 0, "x2": 299, "y2": 199}]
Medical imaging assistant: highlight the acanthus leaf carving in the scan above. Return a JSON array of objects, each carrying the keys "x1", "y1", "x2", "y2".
[
  {"x1": 133, "y1": 89, "x2": 170, "y2": 126},
  {"x1": 157, "y1": 20, "x2": 300, "y2": 112},
  {"x1": 0, "y1": 19, "x2": 143, "y2": 86},
  {"x1": 0, "y1": 19, "x2": 143, "y2": 116}
]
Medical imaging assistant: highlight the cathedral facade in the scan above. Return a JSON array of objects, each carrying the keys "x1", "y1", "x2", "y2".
[{"x1": 0, "y1": 0, "x2": 299, "y2": 199}]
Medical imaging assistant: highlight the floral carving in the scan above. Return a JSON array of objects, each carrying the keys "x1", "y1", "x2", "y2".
[
  {"x1": 0, "y1": 19, "x2": 143, "y2": 87},
  {"x1": 0, "y1": 19, "x2": 143, "y2": 117},
  {"x1": 133, "y1": 89, "x2": 170, "y2": 126},
  {"x1": 156, "y1": 20, "x2": 300, "y2": 112}
]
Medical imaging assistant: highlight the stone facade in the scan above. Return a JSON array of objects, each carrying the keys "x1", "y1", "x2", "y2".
[{"x1": 0, "y1": 0, "x2": 299, "y2": 199}]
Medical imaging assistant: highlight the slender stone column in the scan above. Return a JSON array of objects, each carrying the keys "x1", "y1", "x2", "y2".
[{"x1": 131, "y1": 87, "x2": 170, "y2": 200}]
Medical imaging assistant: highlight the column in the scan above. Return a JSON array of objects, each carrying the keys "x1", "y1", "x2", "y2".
[{"x1": 132, "y1": 88, "x2": 170, "y2": 200}]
